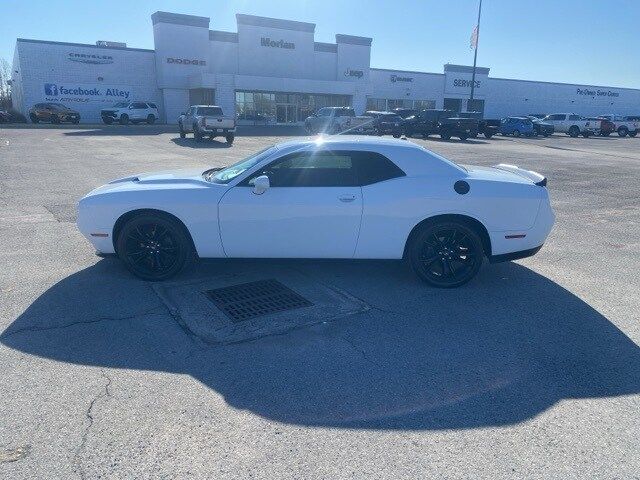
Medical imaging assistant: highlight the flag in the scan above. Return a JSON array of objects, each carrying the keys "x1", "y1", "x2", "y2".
[{"x1": 470, "y1": 25, "x2": 478, "y2": 50}]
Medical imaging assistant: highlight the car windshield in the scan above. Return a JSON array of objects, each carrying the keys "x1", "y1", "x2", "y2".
[
  {"x1": 205, "y1": 146, "x2": 276, "y2": 184},
  {"x1": 196, "y1": 107, "x2": 223, "y2": 116},
  {"x1": 113, "y1": 102, "x2": 128, "y2": 108}
]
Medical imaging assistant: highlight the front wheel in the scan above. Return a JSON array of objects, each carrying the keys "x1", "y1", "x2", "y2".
[
  {"x1": 116, "y1": 213, "x2": 194, "y2": 281},
  {"x1": 459, "y1": 134, "x2": 468, "y2": 141},
  {"x1": 50, "y1": 115, "x2": 60, "y2": 124},
  {"x1": 582, "y1": 131, "x2": 591, "y2": 138},
  {"x1": 618, "y1": 127, "x2": 628, "y2": 137},
  {"x1": 102, "y1": 117, "x2": 113, "y2": 125},
  {"x1": 512, "y1": 129, "x2": 520, "y2": 137},
  {"x1": 568, "y1": 126, "x2": 580, "y2": 137},
  {"x1": 484, "y1": 132, "x2": 493, "y2": 139},
  {"x1": 178, "y1": 123, "x2": 186, "y2": 138},
  {"x1": 629, "y1": 130, "x2": 638, "y2": 137},
  {"x1": 225, "y1": 134, "x2": 235, "y2": 144},
  {"x1": 194, "y1": 126, "x2": 203, "y2": 142},
  {"x1": 440, "y1": 133, "x2": 451, "y2": 140},
  {"x1": 30, "y1": 114, "x2": 39, "y2": 124},
  {"x1": 408, "y1": 221, "x2": 484, "y2": 288},
  {"x1": 147, "y1": 114, "x2": 156, "y2": 125},
  {"x1": 392, "y1": 132, "x2": 401, "y2": 138},
  {"x1": 119, "y1": 114, "x2": 129, "y2": 125}
]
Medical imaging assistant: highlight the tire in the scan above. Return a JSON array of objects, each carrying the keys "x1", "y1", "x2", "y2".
[
  {"x1": 629, "y1": 130, "x2": 637, "y2": 137},
  {"x1": 392, "y1": 133, "x2": 401, "y2": 138},
  {"x1": 582, "y1": 131, "x2": 591, "y2": 138},
  {"x1": 194, "y1": 126, "x2": 203, "y2": 142},
  {"x1": 30, "y1": 114, "x2": 39, "y2": 124},
  {"x1": 226, "y1": 134, "x2": 235, "y2": 144},
  {"x1": 459, "y1": 134, "x2": 468, "y2": 141},
  {"x1": 71, "y1": 118, "x2": 79, "y2": 124},
  {"x1": 568, "y1": 126, "x2": 580, "y2": 138},
  {"x1": 119, "y1": 114, "x2": 129, "y2": 125},
  {"x1": 512, "y1": 129, "x2": 520, "y2": 137},
  {"x1": 601, "y1": 131, "x2": 610, "y2": 137},
  {"x1": 408, "y1": 221, "x2": 484, "y2": 288},
  {"x1": 147, "y1": 114, "x2": 156, "y2": 125},
  {"x1": 116, "y1": 213, "x2": 194, "y2": 281},
  {"x1": 103, "y1": 117, "x2": 113, "y2": 125},
  {"x1": 178, "y1": 122, "x2": 186, "y2": 138},
  {"x1": 618, "y1": 127, "x2": 628, "y2": 137},
  {"x1": 50, "y1": 115, "x2": 60, "y2": 124},
  {"x1": 543, "y1": 132, "x2": 551, "y2": 137},
  {"x1": 405, "y1": 129, "x2": 414, "y2": 138},
  {"x1": 484, "y1": 132, "x2": 493, "y2": 139},
  {"x1": 440, "y1": 133, "x2": 451, "y2": 140}
]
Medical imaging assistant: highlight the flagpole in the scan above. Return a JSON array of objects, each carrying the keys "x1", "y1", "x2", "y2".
[{"x1": 469, "y1": 0, "x2": 483, "y2": 109}]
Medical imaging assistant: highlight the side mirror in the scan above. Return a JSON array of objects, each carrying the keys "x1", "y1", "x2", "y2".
[{"x1": 251, "y1": 175, "x2": 270, "y2": 195}]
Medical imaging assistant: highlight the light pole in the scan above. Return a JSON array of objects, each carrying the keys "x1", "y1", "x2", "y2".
[{"x1": 469, "y1": 0, "x2": 483, "y2": 111}]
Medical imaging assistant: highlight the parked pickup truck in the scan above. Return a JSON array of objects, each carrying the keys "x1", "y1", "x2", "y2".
[
  {"x1": 541, "y1": 113, "x2": 599, "y2": 138},
  {"x1": 304, "y1": 107, "x2": 374, "y2": 135},
  {"x1": 458, "y1": 111, "x2": 499, "y2": 138},
  {"x1": 403, "y1": 109, "x2": 479, "y2": 141},
  {"x1": 178, "y1": 105, "x2": 236, "y2": 143},
  {"x1": 597, "y1": 114, "x2": 638, "y2": 137}
]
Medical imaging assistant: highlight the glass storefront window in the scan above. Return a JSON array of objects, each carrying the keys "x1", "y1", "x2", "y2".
[
  {"x1": 366, "y1": 98, "x2": 436, "y2": 112},
  {"x1": 236, "y1": 90, "x2": 351, "y2": 125}
]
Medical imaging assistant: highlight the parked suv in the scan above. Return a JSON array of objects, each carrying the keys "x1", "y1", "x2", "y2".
[
  {"x1": 403, "y1": 109, "x2": 479, "y2": 141},
  {"x1": 524, "y1": 116, "x2": 554, "y2": 137},
  {"x1": 542, "y1": 113, "x2": 599, "y2": 138},
  {"x1": 304, "y1": 107, "x2": 373, "y2": 135},
  {"x1": 178, "y1": 105, "x2": 236, "y2": 143},
  {"x1": 597, "y1": 115, "x2": 638, "y2": 137},
  {"x1": 29, "y1": 103, "x2": 80, "y2": 124},
  {"x1": 101, "y1": 101, "x2": 159, "y2": 125},
  {"x1": 499, "y1": 117, "x2": 534, "y2": 137}
]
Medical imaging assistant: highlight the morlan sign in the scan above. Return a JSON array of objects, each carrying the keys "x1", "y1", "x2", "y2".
[{"x1": 261, "y1": 37, "x2": 295, "y2": 49}]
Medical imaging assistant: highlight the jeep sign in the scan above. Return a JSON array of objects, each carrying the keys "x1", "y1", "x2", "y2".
[{"x1": 344, "y1": 69, "x2": 364, "y2": 78}]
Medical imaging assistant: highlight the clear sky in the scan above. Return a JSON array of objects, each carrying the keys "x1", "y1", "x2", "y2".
[{"x1": 2, "y1": 0, "x2": 639, "y2": 89}]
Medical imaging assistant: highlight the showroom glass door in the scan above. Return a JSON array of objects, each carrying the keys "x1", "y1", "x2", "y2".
[{"x1": 276, "y1": 104, "x2": 298, "y2": 124}]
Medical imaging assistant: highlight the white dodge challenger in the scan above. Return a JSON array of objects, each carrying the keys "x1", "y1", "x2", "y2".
[{"x1": 77, "y1": 136, "x2": 554, "y2": 287}]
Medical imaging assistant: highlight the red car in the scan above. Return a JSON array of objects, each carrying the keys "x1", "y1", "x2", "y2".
[{"x1": 590, "y1": 117, "x2": 615, "y2": 136}]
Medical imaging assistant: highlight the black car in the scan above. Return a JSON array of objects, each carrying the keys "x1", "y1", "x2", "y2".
[
  {"x1": 403, "y1": 109, "x2": 479, "y2": 141},
  {"x1": 525, "y1": 116, "x2": 554, "y2": 137},
  {"x1": 392, "y1": 108, "x2": 419, "y2": 119},
  {"x1": 458, "y1": 111, "x2": 500, "y2": 138},
  {"x1": 363, "y1": 111, "x2": 404, "y2": 137}
]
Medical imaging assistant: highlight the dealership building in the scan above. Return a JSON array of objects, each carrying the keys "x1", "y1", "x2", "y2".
[{"x1": 10, "y1": 11, "x2": 640, "y2": 124}]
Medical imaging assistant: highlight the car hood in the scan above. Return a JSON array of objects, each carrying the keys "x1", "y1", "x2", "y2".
[{"x1": 83, "y1": 168, "x2": 217, "y2": 197}]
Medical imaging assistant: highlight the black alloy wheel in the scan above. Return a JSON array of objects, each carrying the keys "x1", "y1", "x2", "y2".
[
  {"x1": 117, "y1": 213, "x2": 194, "y2": 281},
  {"x1": 409, "y1": 222, "x2": 484, "y2": 288}
]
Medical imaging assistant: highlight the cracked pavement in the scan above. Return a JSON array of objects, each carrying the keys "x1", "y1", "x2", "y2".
[{"x1": 0, "y1": 125, "x2": 639, "y2": 479}]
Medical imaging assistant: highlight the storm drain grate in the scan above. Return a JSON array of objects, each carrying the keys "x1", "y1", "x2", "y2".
[{"x1": 205, "y1": 279, "x2": 313, "y2": 322}]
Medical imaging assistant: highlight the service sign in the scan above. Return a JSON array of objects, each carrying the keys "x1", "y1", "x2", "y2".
[
  {"x1": 444, "y1": 71, "x2": 487, "y2": 95},
  {"x1": 43, "y1": 82, "x2": 133, "y2": 104}
]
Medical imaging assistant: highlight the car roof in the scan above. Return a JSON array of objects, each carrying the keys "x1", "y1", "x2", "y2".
[{"x1": 274, "y1": 135, "x2": 421, "y2": 151}]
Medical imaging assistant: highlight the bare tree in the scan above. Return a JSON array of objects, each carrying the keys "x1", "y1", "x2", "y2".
[{"x1": 0, "y1": 58, "x2": 11, "y2": 109}]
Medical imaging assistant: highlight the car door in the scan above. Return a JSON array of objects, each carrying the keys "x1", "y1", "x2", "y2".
[
  {"x1": 130, "y1": 102, "x2": 147, "y2": 120},
  {"x1": 218, "y1": 149, "x2": 363, "y2": 258}
]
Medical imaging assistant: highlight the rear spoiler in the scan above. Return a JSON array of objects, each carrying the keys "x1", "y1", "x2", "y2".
[{"x1": 493, "y1": 163, "x2": 547, "y2": 186}]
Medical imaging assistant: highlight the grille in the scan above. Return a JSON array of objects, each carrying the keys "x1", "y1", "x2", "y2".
[{"x1": 205, "y1": 279, "x2": 313, "y2": 322}]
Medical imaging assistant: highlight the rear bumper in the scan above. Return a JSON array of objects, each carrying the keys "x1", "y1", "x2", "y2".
[
  {"x1": 201, "y1": 127, "x2": 236, "y2": 134},
  {"x1": 490, "y1": 245, "x2": 543, "y2": 263}
]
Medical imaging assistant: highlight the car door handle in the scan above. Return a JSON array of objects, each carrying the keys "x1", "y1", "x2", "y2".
[{"x1": 338, "y1": 194, "x2": 356, "y2": 203}]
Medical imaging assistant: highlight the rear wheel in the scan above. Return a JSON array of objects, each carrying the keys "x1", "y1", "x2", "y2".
[
  {"x1": 512, "y1": 129, "x2": 520, "y2": 137},
  {"x1": 618, "y1": 126, "x2": 628, "y2": 137},
  {"x1": 146, "y1": 114, "x2": 156, "y2": 125},
  {"x1": 392, "y1": 132, "x2": 401, "y2": 138},
  {"x1": 103, "y1": 117, "x2": 113, "y2": 125},
  {"x1": 116, "y1": 213, "x2": 194, "y2": 281},
  {"x1": 119, "y1": 114, "x2": 129, "y2": 125},
  {"x1": 484, "y1": 132, "x2": 493, "y2": 139},
  {"x1": 178, "y1": 122, "x2": 186, "y2": 138},
  {"x1": 409, "y1": 221, "x2": 484, "y2": 288},
  {"x1": 440, "y1": 133, "x2": 451, "y2": 140},
  {"x1": 568, "y1": 126, "x2": 580, "y2": 137},
  {"x1": 50, "y1": 115, "x2": 60, "y2": 124},
  {"x1": 582, "y1": 131, "x2": 591, "y2": 138},
  {"x1": 30, "y1": 114, "x2": 39, "y2": 124},
  {"x1": 226, "y1": 134, "x2": 235, "y2": 144},
  {"x1": 629, "y1": 130, "x2": 638, "y2": 137},
  {"x1": 194, "y1": 125, "x2": 203, "y2": 142},
  {"x1": 459, "y1": 134, "x2": 468, "y2": 141},
  {"x1": 601, "y1": 131, "x2": 610, "y2": 137}
]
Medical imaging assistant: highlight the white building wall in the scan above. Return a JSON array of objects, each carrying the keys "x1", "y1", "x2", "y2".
[
  {"x1": 370, "y1": 69, "x2": 444, "y2": 107},
  {"x1": 14, "y1": 40, "x2": 161, "y2": 123},
  {"x1": 162, "y1": 88, "x2": 190, "y2": 123}
]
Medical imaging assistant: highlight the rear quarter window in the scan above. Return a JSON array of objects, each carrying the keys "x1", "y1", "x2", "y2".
[{"x1": 353, "y1": 151, "x2": 406, "y2": 186}]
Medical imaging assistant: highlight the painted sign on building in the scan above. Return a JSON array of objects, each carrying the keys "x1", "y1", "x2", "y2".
[{"x1": 43, "y1": 82, "x2": 132, "y2": 104}]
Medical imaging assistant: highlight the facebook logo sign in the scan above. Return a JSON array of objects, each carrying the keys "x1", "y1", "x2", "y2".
[{"x1": 44, "y1": 83, "x2": 58, "y2": 96}]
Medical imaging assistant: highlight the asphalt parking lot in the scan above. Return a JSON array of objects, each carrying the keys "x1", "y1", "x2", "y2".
[{"x1": 0, "y1": 125, "x2": 639, "y2": 479}]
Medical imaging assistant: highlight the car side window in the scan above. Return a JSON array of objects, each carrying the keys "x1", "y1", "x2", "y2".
[
  {"x1": 148, "y1": 103, "x2": 157, "y2": 109},
  {"x1": 246, "y1": 151, "x2": 358, "y2": 187},
  {"x1": 568, "y1": 114, "x2": 580, "y2": 121},
  {"x1": 353, "y1": 151, "x2": 406, "y2": 186},
  {"x1": 132, "y1": 102, "x2": 147, "y2": 109}
]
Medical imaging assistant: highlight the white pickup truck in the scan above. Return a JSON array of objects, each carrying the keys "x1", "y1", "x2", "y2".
[
  {"x1": 542, "y1": 113, "x2": 599, "y2": 138},
  {"x1": 597, "y1": 114, "x2": 638, "y2": 137},
  {"x1": 304, "y1": 107, "x2": 374, "y2": 135},
  {"x1": 178, "y1": 105, "x2": 236, "y2": 143}
]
